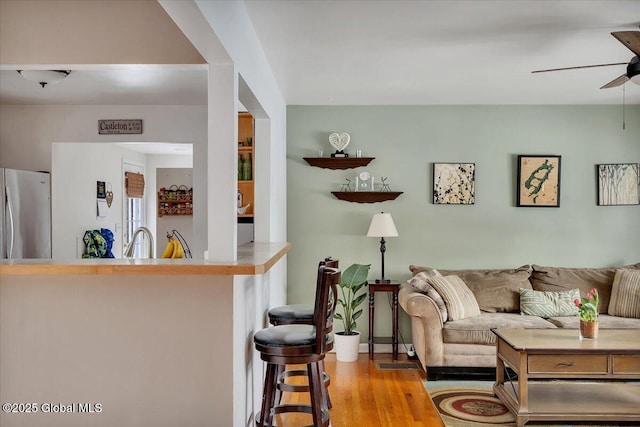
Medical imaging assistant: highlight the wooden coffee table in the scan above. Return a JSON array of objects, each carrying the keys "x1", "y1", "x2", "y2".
[{"x1": 492, "y1": 328, "x2": 640, "y2": 427}]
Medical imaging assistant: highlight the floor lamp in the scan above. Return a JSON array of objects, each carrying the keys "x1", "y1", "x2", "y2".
[{"x1": 366, "y1": 212, "x2": 398, "y2": 283}]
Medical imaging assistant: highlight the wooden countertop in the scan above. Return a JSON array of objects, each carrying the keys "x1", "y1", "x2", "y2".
[{"x1": 0, "y1": 242, "x2": 290, "y2": 276}]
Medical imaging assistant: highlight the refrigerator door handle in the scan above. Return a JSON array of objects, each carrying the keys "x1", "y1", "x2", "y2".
[{"x1": 6, "y1": 193, "x2": 14, "y2": 258}]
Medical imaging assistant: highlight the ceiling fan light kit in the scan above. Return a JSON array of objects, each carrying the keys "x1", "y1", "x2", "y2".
[{"x1": 17, "y1": 70, "x2": 71, "y2": 88}]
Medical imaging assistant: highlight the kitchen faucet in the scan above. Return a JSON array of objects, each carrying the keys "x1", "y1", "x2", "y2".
[{"x1": 124, "y1": 226, "x2": 154, "y2": 258}]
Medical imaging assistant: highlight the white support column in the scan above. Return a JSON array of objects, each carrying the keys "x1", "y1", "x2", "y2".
[
  {"x1": 253, "y1": 118, "x2": 270, "y2": 242},
  {"x1": 207, "y1": 63, "x2": 238, "y2": 261}
]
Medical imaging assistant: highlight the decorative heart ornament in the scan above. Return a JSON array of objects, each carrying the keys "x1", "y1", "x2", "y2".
[
  {"x1": 329, "y1": 132, "x2": 350, "y2": 152},
  {"x1": 105, "y1": 191, "x2": 114, "y2": 207}
]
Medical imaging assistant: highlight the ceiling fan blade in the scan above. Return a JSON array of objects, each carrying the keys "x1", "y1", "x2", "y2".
[
  {"x1": 612, "y1": 31, "x2": 640, "y2": 56},
  {"x1": 600, "y1": 74, "x2": 629, "y2": 89},
  {"x1": 531, "y1": 62, "x2": 627, "y2": 73}
]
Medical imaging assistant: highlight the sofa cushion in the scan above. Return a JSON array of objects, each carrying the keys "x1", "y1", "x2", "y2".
[
  {"x1": 546, "y1": 314, "x2": 640, "y2": 329},
  {"x1": 407, "y1": 272, "x2": 448, "y2": 322},
  {"x1": 426, "y1": 275, "x2": 481, "y2": 321},
  {"x1": 608, "y1": 269, "x2": 640, "y2": 318},
  {"x1": 443, "y1": 313, "x2": 557, "y2": 345},
  {"x1": 519, "y1": 288, "x2": 580, "y2": 318},
  {"x1": 409, "y1": 265, "x2": 532, "y2": 313},
  {"x1": 531, "y1": 263, "x2": 640, "y2": 313}
]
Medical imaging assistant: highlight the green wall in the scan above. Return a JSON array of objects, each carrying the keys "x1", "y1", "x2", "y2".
[{"x1": 287, "y1": 105, "x2": 640, "y2": 344}]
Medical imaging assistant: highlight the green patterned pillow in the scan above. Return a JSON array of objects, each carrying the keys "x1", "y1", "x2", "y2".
[{"x1": 519, "y1": 288, "x2": 580, "y2": 317}]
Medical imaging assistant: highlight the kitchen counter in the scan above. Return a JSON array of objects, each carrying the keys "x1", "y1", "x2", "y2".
[
  {"x1": 0, "y1": 241, "x2": 290, "y2": 275},
  {"x1": 0, "y1": 241, "x2": 290, "y2": 427}
]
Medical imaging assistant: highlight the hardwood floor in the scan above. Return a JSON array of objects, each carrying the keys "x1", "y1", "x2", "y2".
[{"x1": 276, "y1": 353, "x2": 444, "y2": 426}]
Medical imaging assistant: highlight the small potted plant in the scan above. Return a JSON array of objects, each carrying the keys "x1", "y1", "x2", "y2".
[
  {"x1": 334, "y1": 263, "x2": 370, "y2": 362},
  {"x1": 574, "y1": 288, "x2": 599, "y2": 339}
]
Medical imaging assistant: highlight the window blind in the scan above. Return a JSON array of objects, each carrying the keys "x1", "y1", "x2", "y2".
[{"x1": 125, "y1": 172, "x2": 145, "y2": 198}]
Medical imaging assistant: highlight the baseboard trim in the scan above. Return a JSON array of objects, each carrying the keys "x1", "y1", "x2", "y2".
[
  {"x1": 426, "y1": 366, "x2": 513, "y2": 381},
  {"x1": 329, "y1": 343, "x2": 412, "y2": 354}
]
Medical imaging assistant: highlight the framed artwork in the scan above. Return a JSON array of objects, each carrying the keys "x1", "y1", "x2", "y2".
[
  {"x1": 433, "y1": 163, "x2": 475, "y2": 205},
  {"x1": 597, "y1": 163, "x2": 640, "y2": 206},
  {"x1": 517, "y1": 155, "x2": 561, "y2": 207},
  {"x1": 96, "y1": 181, "x2": 106, "y2": 199}
]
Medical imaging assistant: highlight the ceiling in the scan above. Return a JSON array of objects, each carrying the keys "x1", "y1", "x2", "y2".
[
  {"x1": 0, "y1": 0, "x2": 638, "y2": 106},
  {"x1": 243, "y1": 0, "x2": 640, "y2": 105},
  {"x1": 0, "y1": 65, "x2": 207, "y2": 106}
]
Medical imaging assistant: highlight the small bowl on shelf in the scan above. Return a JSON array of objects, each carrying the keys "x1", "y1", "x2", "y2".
[{"x1": 237, "y1": 203, "x2": 251, "y2": 215}]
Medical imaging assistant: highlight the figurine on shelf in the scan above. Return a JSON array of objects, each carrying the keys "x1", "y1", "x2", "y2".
[
  {"x1": 340, "y1": 178, "x2": 352, "y2": 192},
  {"x1": 380, "y1": 177, "x2": 391, "y2": 192},
  {"x1": 329, "y1": 132, "x2": 350, "y2": 158}
]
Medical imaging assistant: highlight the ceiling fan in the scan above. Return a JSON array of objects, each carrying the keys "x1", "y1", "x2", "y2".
[{"x1": 532, "y1": 31, "x2": 640, "y2": 89}]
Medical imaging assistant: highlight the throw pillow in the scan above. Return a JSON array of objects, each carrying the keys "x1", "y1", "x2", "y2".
[
  {"x1": 519, "y1": 288, "x2": 580, "y2": 318},
  {"x1": 426, "y1": 275, "x2": 481, "y2": 321},
  {"x1": 608, "y1": 269, "x2": 640, "y2": 318},
  {"x1": 409, "y1": 265, "x2": 532, "y2": 313},
  {"x1": 531, "y1": 263, "x2": 640, "y2": 313},
  {"x1": 407, "y1": 271, "x2": 448, "y2": 322}
]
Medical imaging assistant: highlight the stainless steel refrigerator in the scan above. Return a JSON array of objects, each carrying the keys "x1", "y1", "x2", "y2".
[{"x1": 1, "y1": 168, "x2": 52, "y2": 259}]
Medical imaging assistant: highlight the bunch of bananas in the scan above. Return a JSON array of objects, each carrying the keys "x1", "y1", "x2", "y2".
[{"x1": 161, "y1": 234, "x2": 185, "y2": 258}]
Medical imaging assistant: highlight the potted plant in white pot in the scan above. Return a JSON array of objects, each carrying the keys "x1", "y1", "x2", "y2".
[{"x1": 334, "y1": 263, "x2": 370, "y2": 362}]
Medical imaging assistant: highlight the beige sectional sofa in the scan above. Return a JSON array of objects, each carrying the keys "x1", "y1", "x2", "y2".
[{"x1": 399, "y1": 263, "x2": 640, "y2": 379}]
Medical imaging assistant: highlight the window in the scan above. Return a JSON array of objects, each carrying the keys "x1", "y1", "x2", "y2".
[
  {"x1": 123, "y1": 161, "x2": 147, "y2": 258},
  {"x1": 125, "y1": 197, "x2": 145, "y2": 257}
]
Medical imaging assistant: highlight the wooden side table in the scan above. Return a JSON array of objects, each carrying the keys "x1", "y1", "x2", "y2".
[{"x1": 368, "y1": 281, "x2": 400, "y2": 360}]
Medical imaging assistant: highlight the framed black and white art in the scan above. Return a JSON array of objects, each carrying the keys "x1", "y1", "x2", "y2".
[{"x1": 433, "y1": 163, "x2": 475, "y2": 205}]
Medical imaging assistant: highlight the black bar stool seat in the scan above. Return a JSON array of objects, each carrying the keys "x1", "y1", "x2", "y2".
[{"x1": 268, "y1": 304, "x2": 314, "y2": 325}]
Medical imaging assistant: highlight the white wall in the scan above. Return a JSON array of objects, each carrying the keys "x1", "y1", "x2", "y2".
[
  {"x1": 155, "y1": 167, "x2": 194, "y2": 257},
  {"x1": 192, "y1": 0, "x2": 288, "y2": 244},
  {"x1": 0, "y1": 105, "x2": 208, "y2": 258},
  {"x1": 51, "y1": 143, "x2": 145, "y2": 258},
  {"x1": 145, "y1": 154, "x2": 193, "y2": 254},
  {"x1": 159, "y1": 3, "x2": 288, "y2": 425},
  {"x1": 0, "y1": 273, "x2": 235, "y2": 427}
]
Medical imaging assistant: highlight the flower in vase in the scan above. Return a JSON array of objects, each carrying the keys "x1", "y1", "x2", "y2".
[{"x1": 574, "y1": 288, "x2": 599, "y2": 322}]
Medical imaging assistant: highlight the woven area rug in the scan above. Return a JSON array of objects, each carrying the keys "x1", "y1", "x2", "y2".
[
  {"x1": 423, "y1": 380, "x2": 630, "y2": 427},
  {"x1": 425, "y1": 381, "x2": 514, "y2": 427}
]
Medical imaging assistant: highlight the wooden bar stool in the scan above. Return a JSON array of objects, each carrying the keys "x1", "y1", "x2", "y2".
[
  {"x1": 254, "y1": 265, "x2": 340, "y2": 427},
  {"x1": 267, "y1": 258, "x2": 338, "y2": 409}
]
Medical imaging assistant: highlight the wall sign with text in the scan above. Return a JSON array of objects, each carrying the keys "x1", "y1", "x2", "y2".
[{"x1": 98, "y1": 119, "x2": 143, "y2": 135}]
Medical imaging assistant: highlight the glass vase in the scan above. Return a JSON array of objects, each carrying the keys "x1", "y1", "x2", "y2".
[{"x1": 579, "y1": 319, "x2": 598, "y2": 340}]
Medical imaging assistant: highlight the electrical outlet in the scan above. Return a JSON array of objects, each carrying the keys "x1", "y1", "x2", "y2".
[{"x1": 407, "y1": 345, "x2": 416, "y2": 358}]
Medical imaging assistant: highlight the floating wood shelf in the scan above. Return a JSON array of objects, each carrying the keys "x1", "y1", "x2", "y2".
[
  {"x1": 331, "y1": 191, "x2": 403, "y2": 203},
  {"x1": 303, "y1": 157, "x2": 375, "y2": 169}
]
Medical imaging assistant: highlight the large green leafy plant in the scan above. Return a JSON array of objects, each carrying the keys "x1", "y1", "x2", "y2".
[{"x1": 334, "y1": 263, "x2": 371, "y2": 335}]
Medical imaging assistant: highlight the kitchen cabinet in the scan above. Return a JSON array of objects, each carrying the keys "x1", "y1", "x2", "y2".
[{"x1": 238, "y1": 112, "x2": 254, "y2": 218}]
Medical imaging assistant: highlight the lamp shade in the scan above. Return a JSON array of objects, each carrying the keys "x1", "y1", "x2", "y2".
[{"x1": 366, "y1": 212, "x2": 398, "y2": 238}]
